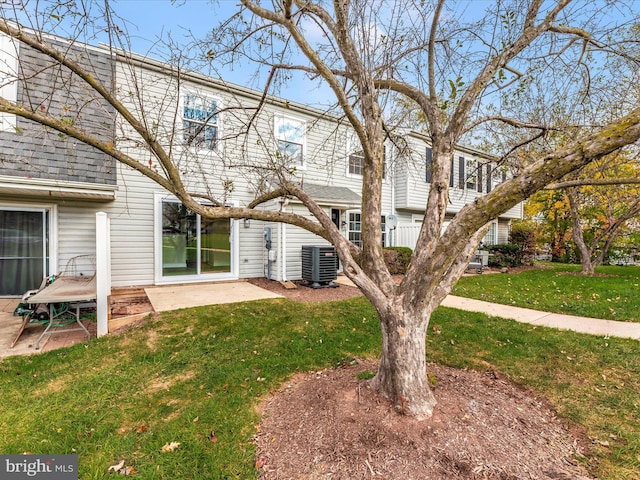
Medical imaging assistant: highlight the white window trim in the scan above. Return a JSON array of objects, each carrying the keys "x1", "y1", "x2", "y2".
[
  {"x1": 346, "y1": 149, "x2": 365, "y2": 178},
  {"x1": 483, "y1": 220, "x2": 498, "y2": 245},
  {"x1": 153, "y1": 192, "x2": 238, "y2": 284},
  {"x1": 345, "y1": 141, "x2": 388, "y2": 183},
  {"x1": 274, "y1": 113, "x2": 307, "y2": 170},
  {"x1": 346, "y1": 210, "x2": 388, "y2": 247},
  {"x1": 0, "y1": 32, "x2": 18, "y2": 132},
  {"x1": 180, "y1": 90, "x2": 223, "y2": 153}
]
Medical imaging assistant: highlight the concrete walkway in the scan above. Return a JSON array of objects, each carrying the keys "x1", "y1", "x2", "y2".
[
  {"x1": 441, "y1": 294, "x2": 640, "y2": 340},
  {"x1": 335, "y1": 277, "x2": 640, "y2": 341}
]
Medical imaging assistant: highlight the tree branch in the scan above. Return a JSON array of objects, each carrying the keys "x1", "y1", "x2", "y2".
[{"x1": 546, "y1": 177, "x2": 640, "y2": 189}]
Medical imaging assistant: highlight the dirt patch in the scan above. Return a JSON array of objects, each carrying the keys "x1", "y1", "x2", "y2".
[
  {"x1": 248, "y1": 277, "x2": 364, "y2": 303},
  {"x1": 145, "y1": 370, "x2": 195, "y2": 394},
  {"x1": 256, "y1": 359, "x2": 594, "y2": 480}
]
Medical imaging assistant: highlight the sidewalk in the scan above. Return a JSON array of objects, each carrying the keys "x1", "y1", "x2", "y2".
[
  {"x1": 336, "y1": 277, "x2": 640, "y2": 341},
  {"x1": 442, "y1": 294, "x2": 640, "y2": 340}
]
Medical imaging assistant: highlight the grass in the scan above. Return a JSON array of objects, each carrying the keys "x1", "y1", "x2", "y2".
[
  {"x1": 453, "y1": 262, "x2": 640, "y2": 322},
  {"x1": 0, "y1": 293, "x2": 638, "y2": 479}
]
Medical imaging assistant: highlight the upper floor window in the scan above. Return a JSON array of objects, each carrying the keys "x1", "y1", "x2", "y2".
[
  {"x1": 466, "y1": 158, "x2": 477, "y2": 190},
  {"x1": 348, "y1": 148, "x2": 386, "y2": 179},
  {"x1": 275, "y1": 115, "x2": 305, "y2": 167},
  {"x1": 348, "y1": 150, "x2": 365, "y2": 176},
  {"x1": 182, "y1": 93, "x2": 219, "y2": 150},
  {"x1": 492, "y1": 166, "x2": 507, "y2": 185},
  {"x1": 0, "y1": 32, "x2": 18, "y2": 132}
]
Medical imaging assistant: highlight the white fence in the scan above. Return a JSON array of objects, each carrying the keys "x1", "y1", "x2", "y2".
[{"x1": 393, "y1": 224, "x2": 422, "y2": 250}]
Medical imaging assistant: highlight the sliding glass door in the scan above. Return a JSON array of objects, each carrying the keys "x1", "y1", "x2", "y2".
[
  {"x1": 161, "y1": 200, "x2": 231, "y2": 278},
  {"x1": 0, "y1": 208, "x2": 49, "y2": 296}
]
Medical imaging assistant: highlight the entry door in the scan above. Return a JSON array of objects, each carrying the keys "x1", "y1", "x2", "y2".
[
  {"x1": 161, "y1": 201, "x2": 232, "y2": 279},
  {"x1": 0, "y1": 209, "x2": 49, "y2": 296}
]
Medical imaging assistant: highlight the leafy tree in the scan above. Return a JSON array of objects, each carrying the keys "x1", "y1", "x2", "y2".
[
  {"x1": 565, "y1": 154, "x2": 640, "y2": 274},
  {"x1": 526, "y1": 189, "x2": 574, "y2": 261},
  {"x1": 2, "y1": 1, "x2": 640, "y2": 418},
  {"x1": 527, "y1": 151, "x2": 640, "y2": 273}
]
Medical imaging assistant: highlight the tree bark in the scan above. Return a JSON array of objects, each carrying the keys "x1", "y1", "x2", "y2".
[{"x1": 370, "y1": 300, "x2": 437, "y2": 420}]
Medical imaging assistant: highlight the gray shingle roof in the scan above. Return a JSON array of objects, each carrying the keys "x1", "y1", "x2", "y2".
[{"x1": 303, "y1": 183, "x2": 361, "y2": 207}]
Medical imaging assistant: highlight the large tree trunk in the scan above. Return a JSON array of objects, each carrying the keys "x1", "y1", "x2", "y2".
[
  {"x1": 579, "y1": 259, "x2": 596, "y2": 276},
  {"x1": 370, "y1": 302, "x2": 436, "y2": 420}
]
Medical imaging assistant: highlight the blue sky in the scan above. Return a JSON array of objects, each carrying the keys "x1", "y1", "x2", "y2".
[{"x1": 109, "y1": 0, "x2": 332, "y2": 106}]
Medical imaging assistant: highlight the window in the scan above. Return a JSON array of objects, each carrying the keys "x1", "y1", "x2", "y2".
[
  {"x1": 348, "y1": 212, "x2": 387, "y2": 248},
  {"x1": 466, "y1": 158, "x2": 477, "y2": 190},
  {"x1": 381, "y1": 215, "x2": 387, "y2": 248},
  {"x1": 182, "y1": 93, "x2": 218, "y2": 150},
  {"x1": 0, "y1": 32, "x2": 18, "y2": 132},
  {"x1": 492, "y1": 166, "x2": 505, "y2": 186},
  {"x1": 483, "y1": 221, "x2": 497, "y2": 245},
  {"x1": 425, "y1": 147, "x2": 433, "y2": 182},
  {"x1": 275, "y1": 115, "x2": 305, "y2": 167},
  {"x1": 348, "y1": 150, "x2": 365, "y2": 176},
  {"x1": 0, "y1": 208, "x2": 49, "y2": 295},
  {"x1": 348, "y1": 212, "x2": 362, "y2": 248},
  {"x1": 347, "y1": 145, "x2": 386, "y2": 179}
]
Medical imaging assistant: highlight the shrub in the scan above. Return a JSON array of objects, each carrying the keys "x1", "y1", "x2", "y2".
[
  {"x1": 509, "y1": 221, "x2": 537, "y2": 265},
  {"x1": 383, "y1": 246, "x2": 413, "y2": 274},
  {"x1": 487, "y1": 243, "x2": 523, "y2": 268}
]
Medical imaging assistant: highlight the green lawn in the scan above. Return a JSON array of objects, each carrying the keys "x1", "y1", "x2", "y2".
[
  {"x1": 453, "y1": 263, "x2": 640, "y2": 321},
  {"x1": 0, "y1": 293, "x2": 638, "y2": 479}
]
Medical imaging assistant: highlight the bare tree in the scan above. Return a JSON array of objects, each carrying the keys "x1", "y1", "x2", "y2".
[{"x1": 2, "y1": 1, "x2": 640, "y2": 419}]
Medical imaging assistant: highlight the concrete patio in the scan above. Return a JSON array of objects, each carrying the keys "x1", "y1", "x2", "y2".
[{"x1": 1, "y1": 280, "x2": 283, "y2": 359}]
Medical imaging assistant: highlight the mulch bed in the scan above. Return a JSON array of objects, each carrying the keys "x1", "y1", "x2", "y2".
[
  {"x1": 249, "y1": 274, "x2": 596, "y2": 479},
  {"x1": 255, "y1": 359, "x2": 595, "y2": 479}
]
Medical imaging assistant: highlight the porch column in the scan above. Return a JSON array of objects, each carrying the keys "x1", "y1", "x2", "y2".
[{"x1": 96, "y1": 212, "x2": 111, "y2": 337}]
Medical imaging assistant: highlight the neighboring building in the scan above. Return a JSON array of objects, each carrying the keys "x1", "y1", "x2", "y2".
[
  {"x1": 0, "y1": 32, "x2": 117, "y2": 296},
  {"x1": 0, "y1": 32, "x2": 521, "y2": 297}
]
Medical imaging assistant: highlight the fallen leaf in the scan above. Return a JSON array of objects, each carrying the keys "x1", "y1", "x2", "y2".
[
  {"x1": 108, "y1": 460, "x2": 125, "y2": 473},
  {"x1": 161, "y1": 441, "x2": 181, "y2": 453},
  {"x1": 136, "y1": 425, "x2": 148, "y2": 434},
  {"x1": 123, "y1": 465, "x2": 137, "y2": 475}
]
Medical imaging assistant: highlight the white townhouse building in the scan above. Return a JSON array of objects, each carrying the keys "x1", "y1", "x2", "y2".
[{"x1": 0, "y1": 31, "x2": 521, "y2": 297}]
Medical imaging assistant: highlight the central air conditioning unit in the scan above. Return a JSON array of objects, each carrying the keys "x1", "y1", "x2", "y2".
[{"x1": 301, "y1": 245, "x2": 339, "y2": 288}]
